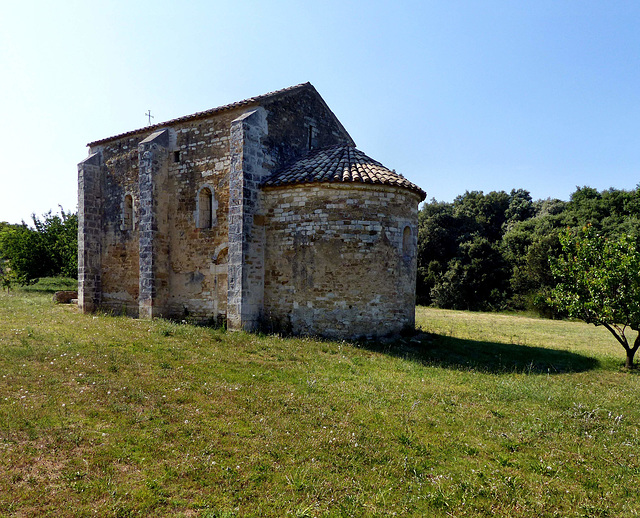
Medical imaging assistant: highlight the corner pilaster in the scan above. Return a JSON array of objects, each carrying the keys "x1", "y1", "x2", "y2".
[
  {"x1": 138, "y1": 129, "x2": 170, "y2": 319},
  {"x1": 78, "y1": 152, "x2": 103, "y2": 313},
  {"x1": 227, "y1": 108, "x2": 268, "y2": 331}
]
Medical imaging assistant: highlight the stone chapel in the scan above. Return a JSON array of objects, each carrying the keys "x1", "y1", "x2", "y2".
[{"x1": 78, "y1": 83, "x2": 426, "y2": 338}]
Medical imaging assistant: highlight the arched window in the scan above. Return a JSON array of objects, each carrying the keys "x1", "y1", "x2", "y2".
[
  {"x1": 198, "y1": 187, "x2": 213, "y2": 229},
  {"x1": 402, "y1": 226, "x2": 412, "y2": 256},
  {"x1": 123, "y1": 194, "x2": 134, "y2": 231}
]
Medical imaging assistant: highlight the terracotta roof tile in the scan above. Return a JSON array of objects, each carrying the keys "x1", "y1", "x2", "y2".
[{"x1": 263, "y1": 145, "x2": 426, "y2": 200}]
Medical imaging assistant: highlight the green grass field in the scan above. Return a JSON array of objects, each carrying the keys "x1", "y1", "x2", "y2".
[{"x1": 1, "y1": 287, "x2": 639, "y2": 517}]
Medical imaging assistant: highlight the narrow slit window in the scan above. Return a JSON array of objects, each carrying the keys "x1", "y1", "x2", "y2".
[
  {"x1": 123, "y1": 194, "x2": 134, "y2": 231},
  {"x1": 174, "y1": 150, "x2": 180, "y2": 163},
  {"x1": 198, "y1": 187, "x2": 213, "y2": 229},
  {"x1": 402, "y1": 226, "x2": 411, "y2": 256},
  {"x1": 308, "y1": 125, "x2": 314, "y2": 150}
]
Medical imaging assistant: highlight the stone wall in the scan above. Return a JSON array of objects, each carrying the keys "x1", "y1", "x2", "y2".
[
  {"x1": 78, "y1": 84, "x2": 394, "y2": 333},
  {"x1": 260, "y1": 86, "x2": 354, "y2": 174},
  {"x1": 91, "y1": 136, "x2": 143, "y2": 315},
  {"x1": 85, "y1": 110, "x2": 239, "y2": 320},
  {"x1": 222, "y1": 92, "x2": 353, "y2": 331},
  {"x1": 261, "y1": 183, "x2": 421, "y2": 338},
  {"x1": 162, "y1": 112, "x2": 235, "y2": 321}
]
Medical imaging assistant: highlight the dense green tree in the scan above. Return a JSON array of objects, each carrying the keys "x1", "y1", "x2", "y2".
[
  {"x1": 417, "y1": 200, "x2": 459, "y2": 305},
  {"x1": 0, "y1": 224, "x2": 46, "y2": 283},
  {"x1": 501, "y1": 200, "x2": 566, "y2": 312},
  {"x1": 562, "y1": 186, "x2": 640, "y2": 235},
  {"x1": 452, "y1": 190, "x2": 510, "y2": 242},
  {"x1": 417, "y1": 186, "x2": 640, "y2": 315},
  {"x1": 430, "y1": 235, "x2": 509, "y2": 311},
  {"x1": 504, "y1": 189, "x2": 536, "y2": 229},
  {"x1": 0, "y1": 209, "x2": 77, "y2": 283},
  {"x1": 548, "y1": 226, "x2": 640, "y2": 368},
  {"x1": 0, "y1": 222, "x2": 20, "y2": 290},
  {"x1": 418, "y1": 190, "x2": 517, "y2": 309},
  {"x1": 33, "y1": 209, "x2": 78, "y2": 278}
]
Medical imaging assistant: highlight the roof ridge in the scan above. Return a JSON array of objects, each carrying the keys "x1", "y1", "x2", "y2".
[{"x1": 88, "y1": 82, "x2": 313, "y2": 147}]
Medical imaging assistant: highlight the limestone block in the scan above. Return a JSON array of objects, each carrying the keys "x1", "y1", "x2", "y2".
[{"x1": 53, "y1": 291, "x2": 78, "y2": 304}]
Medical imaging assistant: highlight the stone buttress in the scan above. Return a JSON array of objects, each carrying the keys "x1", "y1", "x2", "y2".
[
  {"x1": 227, "y1": 108, "x2": 268, "y2": 331},
  {"x1": 137, "y1": 129, "x2": 171, "y2": 319},
  {"x1": 78, "y1": 152, "x2": 103, "y2": 312}
]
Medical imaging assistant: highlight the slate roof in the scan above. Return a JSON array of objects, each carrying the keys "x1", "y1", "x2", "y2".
[
  {"x1": 88, "y1": 82, "x2": 324, "y2": 147},
  {"x1": 263, "y1": 145, "x2": 426, "y2": 200}
]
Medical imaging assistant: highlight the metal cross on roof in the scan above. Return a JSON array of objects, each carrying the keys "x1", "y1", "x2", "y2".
[{"x1": 145, "y1": 110, "x2": 154, "y2": 125}]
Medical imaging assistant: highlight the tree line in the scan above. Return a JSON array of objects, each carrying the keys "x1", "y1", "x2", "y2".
[
  {"x1": 417, "y1": 186, "x2": 640, "y2": 315},
  {"x1": 0, "y1": 209, "x2": 77, "y2": 289}
]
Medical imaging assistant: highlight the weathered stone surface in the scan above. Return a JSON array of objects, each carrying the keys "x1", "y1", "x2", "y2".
[
  {"x1": 77, "y1": 152, "x2": 103, "y2": 312},
  {"x1": 53, "y1": 291, "x2": 78, "y2": 304},
  {"x1": 78, "y1": 83, "x2": 424, "y2": 339},
  {"x1": 262, "y1": 183, "x2": 421, "y2": 338}
]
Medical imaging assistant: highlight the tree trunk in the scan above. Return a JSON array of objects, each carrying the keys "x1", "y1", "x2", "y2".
[
  {"x1": 627, "y1": 334, "x2": 640, "y2": 370},
  {"x1": 626, "y1": 349, "x2": 636, "y2": 369},
  {"x1": 603, "y1": 323, "x2": 639, "y2": 369}
]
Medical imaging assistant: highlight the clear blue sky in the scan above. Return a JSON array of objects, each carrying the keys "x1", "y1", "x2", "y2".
[{"x1": 1, "y1": 0, "x2": 638, "y2": 224}]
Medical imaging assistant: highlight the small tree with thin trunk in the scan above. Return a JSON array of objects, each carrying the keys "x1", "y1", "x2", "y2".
[{"x1": 549, "y1": 225, "x2": 640, "y2": 369}]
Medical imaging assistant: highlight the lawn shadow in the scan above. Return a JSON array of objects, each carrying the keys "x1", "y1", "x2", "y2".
[{"x1": 362, "y1": 332, "x2": 599, "y2": 374}]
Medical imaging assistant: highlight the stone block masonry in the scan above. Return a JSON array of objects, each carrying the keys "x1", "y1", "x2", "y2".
[
  {"x1": 262, "y1": 183, "x2": 421, "y2": 338},
  {"x1": 138, "y1": 129, "x2": 171, "y2": 318},
  {"x1": 78, "y1": 83, "x2": 425, "y2": 339},
  {"x1": 77, "y1": 152, "x2": 103, "y2": 313},
  {"x1": 227, "y1": 108, "x2": 268, "y2": 331}
]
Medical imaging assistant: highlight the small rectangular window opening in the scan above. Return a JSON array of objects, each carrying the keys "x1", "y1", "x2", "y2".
[
  {"x1": 308, "y1": 125, "x2": 314, "y2": 150},
  {"x1": 124, "y1": 195, "x2": 134, "y2": 231},
  {"x1": 402, "y1": 226, "x2": 412, "y2": 257},
  {"x1": 198, "y1": 187, "x2": 213, "y2": 229},
  {"x1": 174, "y1": 151, "x2": 181, "y2": 163}
]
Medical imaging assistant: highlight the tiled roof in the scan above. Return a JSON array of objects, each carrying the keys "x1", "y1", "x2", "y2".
[
  {"x1": 88, "y1": 83, "x2": 314, "y2": 147},
  {"x1": 263, "y1": 145, "x2": 426, "y2": 200}
]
